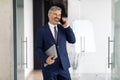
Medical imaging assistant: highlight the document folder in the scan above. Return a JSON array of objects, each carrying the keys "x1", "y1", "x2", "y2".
[
  {"x1": 45, "y1": 44, "x2": 57, "y2": 59},
  {"x1": 44, "y1": 44, "x2": 57, "y2": 67}
]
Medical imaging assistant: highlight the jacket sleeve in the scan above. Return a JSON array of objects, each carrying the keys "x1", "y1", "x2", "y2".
[
  {"x1": 64, "y1": 26, "x2": 76, "y2": 43},
  {"x1": 35, "y1": 28, "x2": 48, "y2": 63}
]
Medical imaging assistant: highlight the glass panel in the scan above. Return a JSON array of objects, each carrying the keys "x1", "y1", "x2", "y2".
[
  {"x1": 68, "y1": 0, "x2": 112, "y2": 80},
  {"x1": 111, "y1": 0, "x2": 120, "y2": 80},
  {"x1": 16, "y1": 0, "x2": 25, "y2": 80}
]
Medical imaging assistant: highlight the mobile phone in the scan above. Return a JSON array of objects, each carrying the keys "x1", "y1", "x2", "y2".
[
  {"x1": 60, "y1": 13, "x2": 67, "y2": 25},
  {"x1": 60, "y1": 17, "x2": 65, "y2": 25}
]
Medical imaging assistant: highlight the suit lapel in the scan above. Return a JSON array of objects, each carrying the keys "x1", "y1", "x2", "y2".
[
  {"x1": 45, "y1": 24, "x2": 63, "y2": 44},
  {"x1": 45, "y1": 24, "x2": 56, "y2": 43},
  {"x1": 57, "y1": 25, "x2": 63, "y2": 44}
]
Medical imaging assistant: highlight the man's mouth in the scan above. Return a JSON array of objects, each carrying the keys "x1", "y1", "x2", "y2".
[{"x1": 55, "y1": 18, "x2": 60, "y2": 21}]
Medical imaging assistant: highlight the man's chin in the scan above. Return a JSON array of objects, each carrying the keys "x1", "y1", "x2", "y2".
[
  {"x1": 54, "y1": 21, "x2": 59, "y2": 24},
  {"x1": 52, "y1": 22, "x2": 58, "y2": 25}
]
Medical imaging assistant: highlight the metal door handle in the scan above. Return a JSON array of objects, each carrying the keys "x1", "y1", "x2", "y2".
[
  {"x1": 21, "y1": 37, "x2": 23, "y2": 68},
  {"x1": 21, "y1": 37, "x2": 28, "y2": 68},
  {"x1": 25, "y1": 37, "x2": 28, "y2": 68},
  {"x1": 108, "y1": 37, "x2": 114, "y2": 68},
  {"x1": 81, "y1": 36, "x2": 85, "y2": 55}
]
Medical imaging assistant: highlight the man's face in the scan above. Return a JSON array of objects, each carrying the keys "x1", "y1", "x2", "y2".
[{"x1": 48, "y1": 10, "x2": 61, "y2": 25}]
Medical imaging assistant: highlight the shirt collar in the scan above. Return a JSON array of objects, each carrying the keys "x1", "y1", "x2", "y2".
[{"x1": 48, "y1": 22, "x2": 57, "y2": 28}]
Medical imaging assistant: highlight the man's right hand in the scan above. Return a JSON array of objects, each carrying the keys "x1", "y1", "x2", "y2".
[{"x1": 46, "y1": 56, "x2": 55, "y2": 65}]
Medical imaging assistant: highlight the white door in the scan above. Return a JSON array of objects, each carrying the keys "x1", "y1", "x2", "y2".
[{"x1": 16, "y1": 0, "x2": 33, "y2": 80}]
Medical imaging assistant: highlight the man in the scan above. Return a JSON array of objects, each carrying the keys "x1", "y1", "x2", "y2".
[{"x1": 35, "y1": 6, "x2": 76, "y2": 80}]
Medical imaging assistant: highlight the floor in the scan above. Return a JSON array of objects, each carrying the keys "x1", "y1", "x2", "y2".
[
  {"x1": 27, "y1": 70, "x2": 43, "y2": 80},
  {"x1": 25, "y1": 70, "x2": 111, "y2": 80}
]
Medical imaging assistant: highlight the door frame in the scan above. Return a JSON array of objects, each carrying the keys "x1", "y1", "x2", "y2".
[{"x1": 13, "y1": 0, "x2": 17, "y2": 79}]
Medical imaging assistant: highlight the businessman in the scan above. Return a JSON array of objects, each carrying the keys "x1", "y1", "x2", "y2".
[{"x1": 35, "y1": 6, "x2": 76, "y2": 80}]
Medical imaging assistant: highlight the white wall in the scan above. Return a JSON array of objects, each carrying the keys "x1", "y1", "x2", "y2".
[{"x1": 0, "y1": 0, "x2": 14, "y2": 80}]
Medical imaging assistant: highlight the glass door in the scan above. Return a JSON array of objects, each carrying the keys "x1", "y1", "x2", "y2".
[
  {"x1": 111, "y1": 0, "x2": 120, "y2": 80},
  {"x1": 15, "y1": 0, "x2": 33, "y2": 79},
  {"x1": 16, "y1": 0, "x2": 25, "y2": 80},
  {"x1": 68, "y1": 0, "x2": 113, "y2": 80}
]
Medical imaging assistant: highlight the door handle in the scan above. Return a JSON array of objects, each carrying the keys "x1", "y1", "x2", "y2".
[
  {"x1": 21, "y1": 37, "x2": 28, "y2": 68},
  {"x1": 21, "y1": 37, "x2": 23, "y2": 68},
  {"x1": 81, "y1": 36, "x2": 85, "y2": 55},
  {"x1": 108, "y1": 37, "x2": 114, "y2": 68},
  {"x1": 24, "y1": 37, "x2": 28, "y2": 68}
]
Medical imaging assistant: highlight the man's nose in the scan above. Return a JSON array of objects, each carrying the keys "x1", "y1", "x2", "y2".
[{"x1": 56, "y1": 16, "x2": 60, "y2": 18}]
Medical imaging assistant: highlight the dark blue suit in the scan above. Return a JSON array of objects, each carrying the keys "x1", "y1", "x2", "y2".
[{"x1": 35, "y1": 24, "x2": 76, "y2": 80}]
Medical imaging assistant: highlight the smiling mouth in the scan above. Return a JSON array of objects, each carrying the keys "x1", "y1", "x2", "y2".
[{"x1": 55, "y1": 18, "x2": 60, "y2": 22}]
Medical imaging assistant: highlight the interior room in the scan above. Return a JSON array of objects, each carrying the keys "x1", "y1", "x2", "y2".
[{"x1": 14, "y1": 0, "x2": 120, "y2": 80}]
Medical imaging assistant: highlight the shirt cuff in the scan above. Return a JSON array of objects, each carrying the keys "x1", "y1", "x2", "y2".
[{"x1": 64, "y1": 25, "x2": 70, "y2": 28}]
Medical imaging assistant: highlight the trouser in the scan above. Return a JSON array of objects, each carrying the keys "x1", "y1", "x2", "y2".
[
  {"x1": 42, "y1": 68, "x2": 71, "y2": 80},
  {"x1": 42, "y1": 58, "x2": 71, "y2": 80}
]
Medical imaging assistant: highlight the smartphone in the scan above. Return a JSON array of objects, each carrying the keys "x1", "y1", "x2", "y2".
[
  {"x1": 60, "y1": 17, "x2": 65, "y2": 25},
  {"x1": 60, "y1": 13, "x2": 67, "y2": 25}
]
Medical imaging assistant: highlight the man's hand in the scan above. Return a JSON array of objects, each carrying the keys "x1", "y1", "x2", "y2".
[
  {"x1": 61, "y1": 17, "x2": 68, "y2": 28},
  {"x1": 46, "y1": 56, "x2": 55, "y2": 65}
]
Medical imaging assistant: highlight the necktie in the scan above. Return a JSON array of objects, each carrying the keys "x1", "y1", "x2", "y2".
[{"x1": 54, "y1": 26, "x2": 58, "y2": 43}]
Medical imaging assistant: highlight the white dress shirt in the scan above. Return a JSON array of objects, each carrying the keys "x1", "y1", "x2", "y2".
[{"x1": 48, "y1": 23, "x2": 58, "y2": 39}]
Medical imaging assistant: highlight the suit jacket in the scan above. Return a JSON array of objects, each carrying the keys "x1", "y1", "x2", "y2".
[{"x1": 35, "y1": 24, "x2": 76, "y2": 70}]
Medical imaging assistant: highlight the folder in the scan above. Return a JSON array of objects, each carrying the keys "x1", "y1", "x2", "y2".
[
  {"x1": 44, "y1": 44, "x2": 57, "y2": 67},
  {"x1": 45, "y1": 44, "x2": 57, "y2": 59}
]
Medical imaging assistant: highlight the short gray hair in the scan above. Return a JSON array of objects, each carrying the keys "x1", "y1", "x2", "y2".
[{"x1": 48, "y1": 6, "x2": 62, "y2": 13}]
